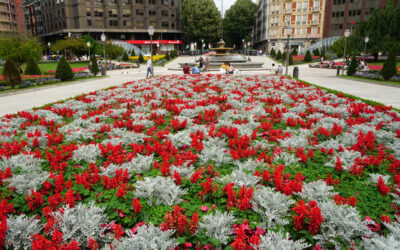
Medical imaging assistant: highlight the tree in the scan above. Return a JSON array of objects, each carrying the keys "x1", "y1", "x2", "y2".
[
  {"x1": 289, "y1": 55, "x2": 294, "y2": 65},
  {"x1": 304, "y1": 50, "x2": 312, "y2": 62},
  {"x1": 90, "y1": 55, "x2": 99, "y2": 76},
  {"x1": 270, "y1": 48, "x2": 276, "y2": 57},
  {"x1": 122, "y1": 52, "x2": 129, "y2": 61},
  {"x1": 165, "y1": 52, "x2": 170, "y2": 60},
  {"x1": 313, "y1": 48, "x2": 320, "y2": 56},
  {"x1": 181, "y1": 0, "x2": 222, "y2": 44},
  {"x1": 104, "y1": 43, "x2": 125, "y2": 60},
  {"x1": 291, "y1": 47, "x2": 298, "y2": 56},
  {"x1": 138, "y1": 54, "x2": 144, "y2": 63},
  {"x1": 24, "y1": 57, "x2": 41, "y2": 75},
  {"x1": 131, "y1": 49, "x2": 136, "y2": 57},
  {"x1": 0, "y1": 35, "x2": 42, "y2": 71},
  {"x1": 276, "y1": 50, "x2": 282, "y2": 61},
  {"x1": 381, "y1": 48, "x2": 397, "y2": 80},
  {"x1": 320, "y1": 49, "x2": 326, "y2": 59},
  {"x1": 51, "y1": 37, "x2": 87, "y2": 58},
  {"x1": 223, "y1": 0, "x2": 257, "y2": 47},
  {"x1": 2, "y1": 59, "x2": 21, "y2": 88},
  {"x1": 55, "y1": 57, "x2": 74, "y2": 81},
  {"x1": 347, "y1": 55, "x2": 358, "y2": 76}
]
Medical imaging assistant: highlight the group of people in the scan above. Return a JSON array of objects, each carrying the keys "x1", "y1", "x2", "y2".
[
  {"x1": 182, "y1": 56, "x2": 211, "y2": 74},
  {"x1": 270, "y1": 63, "x2": 284, "y2": 75},
  {"x1": 220, "y1": 62, "x2": 236, "y2": 74}
]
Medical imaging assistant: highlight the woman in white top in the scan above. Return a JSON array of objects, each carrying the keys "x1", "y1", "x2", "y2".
[{"x1": 146, "y1": 56, "x2": 153, "y2": 78}]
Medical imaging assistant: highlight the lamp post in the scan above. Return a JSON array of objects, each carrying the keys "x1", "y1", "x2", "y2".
[
  {"x1": 242, "y1": 39, "x2": 245, "y2": 52},
  {"x1": 364, "y1": 36, "x2": 369, "y2": 56},
  {"x1": 285, "y1": 25, "x2": 293, "y2": 76},
  {"x1": 147, "y1": 25, "x2": 154, "y2": 73},
  {"x1": 101, "y1": 32, "x2": 106, "y2": 73},
  {"x1": 47, "y1": 42, "x2": 50, "y2": 60},
  {"x1": 201, "y1": 39, "x2": 204, "y2": 54},
  {"x1": 87, "y1": 41, "x2": 91, "y2": 60},
  {"x1": 342, "y1": 29, "x2": 350, "y2": 75}
]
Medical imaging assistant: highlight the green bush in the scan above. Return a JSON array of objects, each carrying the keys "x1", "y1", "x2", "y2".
[
  {"x1": 276, "y1": 50, "x2": 282, "y2": 60},
  {"x1": 347, "y1": 55, "x2": 358, "y2": 76},
  {"x1": 289, "y1": 55, "x2": 294, "y2": 65},
  {"x1": 122, "y1": 52, "x2": 129, "y2": 61},
  {"x1": 24, "y1": 57, "x2": 41, "y2": 75},
  {"x1": 270, "y1": 48, "x2": 276, "y2": 57},
  {"x1": 165, "y1": 52, "x2": 170, "y2": 61},
  {"x1": 313, "y1": 48, "x2": 320, "y2": 56},
  {"x1": 55, "y1": 57, "x2": 74, "y2": 81},
  {"x1": 131, "y1": 49, "x2": 135, "y2": 57},
  {"x1": 2, "y1": 59, "x2": 21, "y2": 88},
  {"x1": 138, "y1": 54, "x2": 144, "y2": 63},
  {"x1": 304, "y1": 50, "x2": 312, "y2": 62},
  {"x1": 320, "y1": 49, "x2": 326, "y2": 59},
  {"x1": 90, "y1": 55, "x2": 99, "y2": 76},
  {"x1": 381, "y1": 48, "x2": 397, "y2": 80},
  {"x1": 291, "y1": 47, "x2": 298, "y2": 56}
]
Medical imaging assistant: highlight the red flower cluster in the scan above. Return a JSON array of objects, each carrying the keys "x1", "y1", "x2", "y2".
[
  {"x1": 292, "y1": 200, "x2": 324, "y2": 235},
  {"x1": 160, "y1": 205, "x2": 199, "y2": 236}
]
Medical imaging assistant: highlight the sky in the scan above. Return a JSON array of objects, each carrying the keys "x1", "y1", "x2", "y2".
[{"x1": 214, "y1": 0, "x2": 257, "y2": 16}]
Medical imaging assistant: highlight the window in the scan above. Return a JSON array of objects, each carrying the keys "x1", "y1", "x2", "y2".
[
  {"x1": 314, "y1": 0, "x2": 319, "y2": 9},
  {"x1": 87, "y1": 19, "x2": 92, "y2": 26},
  {"x1": 94, "y1": 8, "x2": 103, "y2": 17},
  {"x1": 349, "y1": 10, "x2": 352, "y2": 16},
  {"x1": 297, "y1": 2, "x2": 302, "y2": 11},
  {"x1": 312, "y1": 27, "x2": 317, "y2": 34},
  {"x1": 163, "y1": 0, "x2": 168, "y2": 5},
  {"x1": 302, "y1": 28, "x2": 306, "y2": 34},
  {"x1": 86, "y1": 8, "x2": 91, "y2": 16},
  {"x1": 149, "y1": 10, "x2": 156, "y2": 16},
  {"x1": 342, "y1": 0, "x2": 345, "y2": 4},
  {"x1": 341, "y1": 11, "x2": 344, "y2": 16},
  {"x1": 136, "y1": 0, "x2": 143, "y2": 3},
  {"x1": 339, "y1": 24, "x2": 343, "y2": 29},
  {"x1": 333, "y1": 0, "x2": 336, "y2": 4},
  {"x1": 123, "y1": 20, "x2": 131, "y2": 26},
  {"x1": 302, "y1": 14, "x2": 307, "y2": 24},
  {"x1": 136, "y1": 21, "x2": 144, "y2": 28},
  {"x1": 162, "y1": 21, "x2": 169, "y2": 28},
  {"x1": 122, "y1": 9, "x2": 131, "y2": 17},
  {"x1": 162, "y1": 10, "x2": 168, "y2": 16},
  {"x1": 352, "y1": 10, "x2": 356, "y2": 16},
  {"x1": 357, "y1": 9, "x2": 361, "y2": 15},
  {"x1": 109, "y1": 9, "x2": 117, "y2": 17},
  {"x1": 110, "y1": 0, "x2": 117, "y2": 3},
  {"x1": 303, "y1": 1, "x2": 308, "y2": 11},
  {"x1": 171, "y1": 12, "x2": 175, "y2": 17},
  {"x1": 296, "y1": 15, "x2": 300, "y2": 24},
  {"x1": 149, "y1": 0, "x2": 156, "y2": 4},
  {"x1": 136, "y1": 9, "x2": 144, "y2": 15},
  {"x1": 124, "y1": 0, "x2": 131, "y2": 3},
  {"x1": 171, "y1": 22, "x2": 174, "y2": 28},
  {"x1": 296, "y1": 28, "x2": 300, "y2": 34},
  {"x1": 109, "y1": 20, "x2": 118, "y2": 26},
  {"x1": 172, "y1": 0, "x2": 174, "y2": 6},
  {"x1": 332, "y1": 12, "x2": 335, "y2": 17}
]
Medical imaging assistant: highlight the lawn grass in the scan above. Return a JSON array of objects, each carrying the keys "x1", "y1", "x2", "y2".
[
  {"x1": 0, "y1": 61, "x2": 89, "y2": 75},
  {"x1": 339, "y1": 75, "x2": 400, "y2": 87}
]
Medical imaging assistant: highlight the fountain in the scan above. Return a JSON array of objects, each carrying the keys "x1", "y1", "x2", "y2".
[{"x1": 172, "y1": 39, "x2": 266, "y2": 71}]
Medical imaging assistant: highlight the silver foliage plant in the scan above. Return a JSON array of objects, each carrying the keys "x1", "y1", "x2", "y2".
[
  {"x1": 5, "y1": 214, "x2": 42, "y2": 250},
  {"x1": 362, "y1": 214, "x2": 400, "y2": 249},
  {"x1": 198, "y1": 211, "x2": 235, "y2": 245},
  {"x1": 295, "y1": 180, "x2": 338, "y2": 202},
  {"x1": 253, "y1": 231, "x2": 310, "y2": 250},
  {"x1": 134, "y1": 176, "x2": 187, "y2": 206},
  {"x1": 251, "y1": 186, "x2": 295, "y2": 228},
  {"x1": 72, "y1": 144, "x2": 101, "y2": 163},
  {"x1": 52, "y1": 201, "x2": 110, "y2": 247},
  {"x1": 103, "y1": 224, "x2": 177, "y2": 250}
]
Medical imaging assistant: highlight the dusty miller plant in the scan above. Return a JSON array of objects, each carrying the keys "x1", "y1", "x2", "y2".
[
  {"x1": 253, "y1": 230, "x2": 310, "y2": 250},
  {"x1": 295, "y1": 180, "x2": 338, "y2": 202},
  {"x1": 5, "y1": 214, "x2": 42, "y2": 250},
  {"x1": 72, "y1": 144, "x2": 101, "y2": 163},
  {"x1": 198, "y1": 211, "x2": 235, "y2": 245}
]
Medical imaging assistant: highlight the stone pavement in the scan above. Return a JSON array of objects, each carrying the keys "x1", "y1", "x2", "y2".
[{"x1": 0, "y1": 55, "x2": 399, "y2": 117}]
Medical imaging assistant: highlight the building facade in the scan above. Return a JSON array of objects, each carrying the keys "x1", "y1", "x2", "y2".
[
  {"x1": 323, "y1": 0, "x2": 397, "y2": 38},
  {"x1": 38, "y1": 0, "x2": 182, "y2": 52},
  {"x1": 23, "y1": 0, "x2": 42, "y2": 36},
  {"x1": 0, "y1": 0, "x2": 25, "y2": 33},
  {"x1": 255, "y1": 0, "x2": 326, "y2": 54}
]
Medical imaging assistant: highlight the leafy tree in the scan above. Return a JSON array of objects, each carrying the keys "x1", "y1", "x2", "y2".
[
  {"x1": 81, "y1": 35, "x2": 100, "y2": 57},
  {"x1": 51, "y1": 37, "x2": 87, "y2": 58},
  {"x1": 138, "y1": 54, "x2": 144, "y2": 63},
  {"x1": 90, "y1": 55, "x2": 99, "y2": 76},
  {"x1": 291, "y1": 47, "x2": 298, "y2": 56},
  {"x1": 270, "y1": 48, "x2": 276, "y2": 57},
  {"x1": 313, "y1": 48, "x2": 320, "y2": 56},
  {"x1": 223, "y1": 0, "x2": 257, "y2": 47},
  {"x1": 276, "y1": 50, "x2": 282, "y2": 61},
  {"x1": 181, "y1": 0, "x2": 222, "y2": 44},
  {"x1": 24, "y1": 57, "x2": 41, "y2": 75},
  {"x1": 122, "y1": 52, "x2": 129, "y2": 61},
  {"x1": 304, "y1": 50, "x2": 312, "y2": 62},
  {"x1": 104, "y1": 43, "x2": 125, "y2": 60},
  {"x1": 0, "y1": 35, "x2": 42, "y2": 71},
  {"x1": 2, "y1": 59, "x2": 21, "y2": 88},
  {"x1": 381, "y1": 48, "x2": 397, "y2": 80},
  {"x1": 165, "y1": 52, "x2": 170, "y2": 61},
  {"x1": 347, "y1": 55, "x2": 358, "y2": 76},
  {"x1": 55, "y1": 57, "x2": 74, "y2": 81}
]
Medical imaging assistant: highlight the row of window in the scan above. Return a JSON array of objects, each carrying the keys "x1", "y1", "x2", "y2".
[
  {"x1": 87, "y1": 19, "x2": 173, "y2": 28},
  {"x1": 269, "y1": 27, "x2": 319, "y2": 36},
  {"x1": 87, "y1": 0, "x2": 174, "y2": 5},
  {"x1": 87, "y1": 8, "x2": 174, "y2": 17},
  {"x1": 333, "y1": 0, "x2": 357, "y2": 4},
  {"x1": 331, "y1": 9, "x2": 361, "y2": 18}
]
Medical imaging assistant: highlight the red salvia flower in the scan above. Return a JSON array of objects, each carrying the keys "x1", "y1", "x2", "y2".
[
  {"x1": 132, "y1": 198, "x2": 142, "y2": 214},
  {"x1": 377, "y1": 177, "x2": 390, "y2": 195},
  {"x1": 64, "y1": 189, "x2": 76, "y2": 208}
]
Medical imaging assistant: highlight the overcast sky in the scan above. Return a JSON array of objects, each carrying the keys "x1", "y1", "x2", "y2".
[{"x1": 214, "y1": 0, "x2": 257, "y2": 16}]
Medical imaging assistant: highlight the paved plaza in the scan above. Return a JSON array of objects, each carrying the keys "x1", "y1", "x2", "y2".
[{"x1": 0, "y1": 56, "x2": 399, "y2": 117}]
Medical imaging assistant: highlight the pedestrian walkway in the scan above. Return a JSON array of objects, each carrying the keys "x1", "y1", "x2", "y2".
[{"x1": 0, "y1": 55, "x2": 399, "y2": 117}]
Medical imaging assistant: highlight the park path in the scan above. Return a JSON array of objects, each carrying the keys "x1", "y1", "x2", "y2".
[{"x1": 0, "y1": 56, "x2": 399, "y2": 117}]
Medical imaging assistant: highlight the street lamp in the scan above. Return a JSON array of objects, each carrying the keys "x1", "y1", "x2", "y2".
[
  {"x1": 242, "y1": 39, "x2": 245, "y2": 52},
  {"x1": 101, "y1": 32, "x2": 106, "y2": 73},
  {"x1": 87, "y1": 41, "x2": 91, "y2": 61},
  {"x1": 364, "y1": 36, "x2": 369, "y2": 56},
  {"x1": 201, "y1": 39, "x2": 204, "y2": 54},
  {"x1": 342, "y1": 29, "x2": 350, "y2": 75},
  {"x1": 285, "y1": 25, "x2": 293, "y2": 76},
  {"x1": 148, "y1": 25, "x2": 154, "y2": 61},
  {"x1": 47, "y1": 42, "x2": 50, "y2": 60}
]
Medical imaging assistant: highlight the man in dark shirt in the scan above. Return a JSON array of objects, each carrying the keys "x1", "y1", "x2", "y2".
[{"x1": 183, "y1": 63, "x2": 190, "y2": 74}]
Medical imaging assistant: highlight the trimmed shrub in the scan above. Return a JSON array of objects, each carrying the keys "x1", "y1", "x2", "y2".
[
  {"x1": 289, "y1": 55, "x2": 294, "y2": 65},
  {"x1": 304, "y1": 50, "x2": 312, "y2": 62},
  {"x1": 276, "y1": 50, "x2": 282, "y2": 61},
  {"x1": 24, "y1": 57, "x2": 41, "y2": 75},
  {"x1": 320, "y1": 49, "x2": 326, "y2": 59},
  {"x1": 131, "y1": 49, "x2": 136, "y2": 57},
  {"x1": 381, "y1": 48, "x2": 397, "y2": 80},
  {"x1": 313, "y1": 48, "x2": 320, "y2": 56},
  {"x1": 2, "y1": 59, "x2": 21, "y2": 89},
  {"x1": 90, "y1": 55, "x2": 99, "y2": 76},
  {"x1": 55, "y1": 57, "x2": 74, "y2": 81},
  {"x1": 270, "y1": 48, "x2": 276, "y2": 57},
  {"x1": 347, "y1": 55, "x2": 358, "y2": 76},
  {"x1": 291, "y1": 48, "x2": 298, "y2": 56},
  {"x1": 138, "y1": 54, "x2": 144, "y2": 63},
  {"x1": 122, "y1": 52, "x2": 129, "y2": 61},
  {"x1": 165, "y1": 52, "x2": 170, "y2": 61}
]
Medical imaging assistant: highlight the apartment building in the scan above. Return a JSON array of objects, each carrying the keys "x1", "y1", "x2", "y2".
[
  {"x1": 323, "y1": 0, "x2": 397, "y2": 38},
  {"x1": 255, "y1": 0, "x2": 326, "y2": 54},
  {"x1": 0, "y1": 0, "x2": 25, "y2": 33},
  {"x1": 39, "y1": 0, "x2": 183, "y2": 51},
  {"x1": 24, "y1": 0, "x2": 42, "y2": 36}
]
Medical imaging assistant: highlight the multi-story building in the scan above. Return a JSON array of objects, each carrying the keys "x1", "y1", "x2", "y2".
[
  {"x1": 23, "y1": 0, "x2": 42, "y2": 36},
  {"x1": 323, "y1": 0, "x2": 397, "y2": 38},
  {"x1": 255, "y1": 0, "x2": 326, "y2": 54},
  {"x1": 38, "y1": 0, "x2": 183, "y2": 52},
  {"x1": 0, "y1": 0, "x2": 25, "y2": 33}
]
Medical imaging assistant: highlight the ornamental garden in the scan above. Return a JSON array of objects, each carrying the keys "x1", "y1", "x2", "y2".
[{"x1": 0, "y1": 74, "x2": 399, "y2": 249}]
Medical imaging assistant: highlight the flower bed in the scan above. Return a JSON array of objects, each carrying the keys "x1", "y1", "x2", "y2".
[
  {"x1": 292, "y1": 55, "x2": 320, "y2": 62},
  {"x1": 47, "y1": 66, "x2": 88, "y2": 74},
  {"x1": 0, "y1": 74, "x2": 400, "y2": 249},
  {"x1": 0, "y1": 75, "x2": 52, "y2": 82}
]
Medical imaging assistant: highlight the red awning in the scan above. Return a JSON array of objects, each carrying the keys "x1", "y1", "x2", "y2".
[{"x1": 125, "y1": 40, "x2": 182, "y2": 45}]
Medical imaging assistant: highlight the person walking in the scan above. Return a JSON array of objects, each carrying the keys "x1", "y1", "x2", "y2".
[
  {"x1": 319, "y1": 56, "x2": 324, "y2": 69},
  {"x1": 205, "y1": 55, "x2": 210, "y2": 72},
  {"x1": 146, "y1": 56, "x2": 153, "y2": 79}
]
